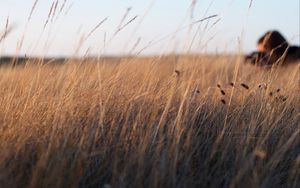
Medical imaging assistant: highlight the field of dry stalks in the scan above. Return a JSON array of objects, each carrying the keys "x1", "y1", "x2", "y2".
[{"x1": 0, "y1": 55, "x2": 299, "y2": 188}]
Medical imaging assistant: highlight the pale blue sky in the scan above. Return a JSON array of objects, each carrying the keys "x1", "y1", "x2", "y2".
[{"x1": 0, "y1": 0, "x2": 299, "y2": 56}]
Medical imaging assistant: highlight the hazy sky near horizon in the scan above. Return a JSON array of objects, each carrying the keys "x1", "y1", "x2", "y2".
[{"x1": 0, "y1": 0, "x2": 299, "y2": 56}]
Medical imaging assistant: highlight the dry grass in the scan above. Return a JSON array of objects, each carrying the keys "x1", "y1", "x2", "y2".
[{"x1": 0, "y1": 55, "x2": 299, "y2": 188}]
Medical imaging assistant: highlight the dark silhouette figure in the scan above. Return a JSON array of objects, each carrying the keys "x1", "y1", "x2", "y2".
[{"x1": 245, "y1": 30, "x2": 300, "y2": 66}]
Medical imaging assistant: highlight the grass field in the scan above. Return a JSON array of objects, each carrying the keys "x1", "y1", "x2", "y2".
[{"x1": 0, "y1": 55, "x2": 299, "y2": 187}]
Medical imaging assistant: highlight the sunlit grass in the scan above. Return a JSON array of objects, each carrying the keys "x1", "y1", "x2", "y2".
[{"x1": 0, "y1": 56, "x2": 299, "y2": 187}]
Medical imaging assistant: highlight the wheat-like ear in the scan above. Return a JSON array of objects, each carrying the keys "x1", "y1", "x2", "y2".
[
  {"x1": 58, "y1": 0, "x2": 68, "y2": 15},
  {"x1": 85, "y1": 17, "x2": 108, "y2": 41},
  {"x1": 43, "y1": 1, "x2": 55, "y2": 29},
  {"x1": 28, "y1": 0, "x2": 39, "y2": 23},
  {"x1": 114, "y1": 15, "x2": 138, "y2": 36},
  {"x1": 248, "y1": 0, "x2": 254, "y2": 9},
  {"x1": 115, "y1": 7, "x2": 132, "y2": 35},
  {"x1": 0, "y1": 16, "x2": 11, "y2": 43},
  {"x1": 51, "y1": 0, "x2": 59, "y2": 23}
]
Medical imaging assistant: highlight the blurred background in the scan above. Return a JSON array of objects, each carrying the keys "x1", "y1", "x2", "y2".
[{"x1": 0, "y1": 0, "x2": 299, "y2": 57}]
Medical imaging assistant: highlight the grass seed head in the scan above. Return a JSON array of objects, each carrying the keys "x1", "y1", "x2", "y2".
[
  {"x1": 258, "y1": 83, "x2": 267, "y2": 90},
  {"x1": 221, "y1": 99, "x2": 226, "y2": 104},
  {"x1": 241, "y1": 83, "x2": 249, "y2": 90},
  {"x1": 220, "y1": 90, "x2": 226, "y2": 95}
]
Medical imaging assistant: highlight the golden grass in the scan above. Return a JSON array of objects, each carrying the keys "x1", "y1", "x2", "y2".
[{"x1": 0, "y1": 55, "x2": 299, "y2": 187}]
